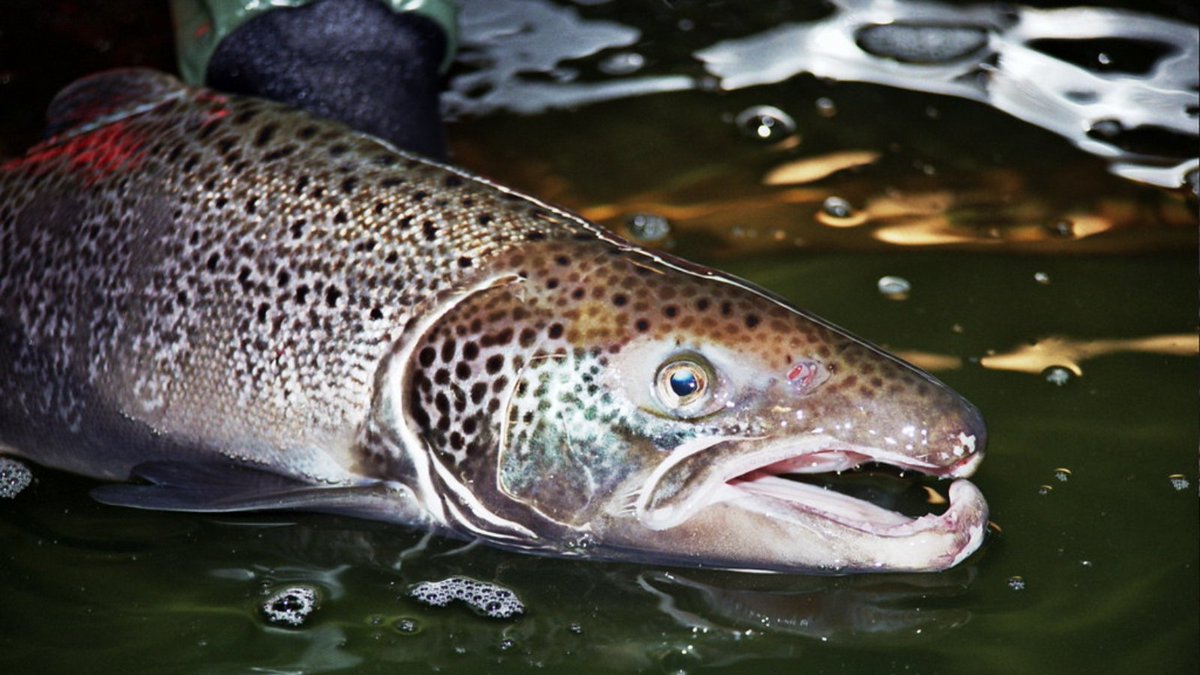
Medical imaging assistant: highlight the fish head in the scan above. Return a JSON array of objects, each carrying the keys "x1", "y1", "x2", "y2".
[{"x1": 397, "y1": 237, "x2": 987, "y2": 573}]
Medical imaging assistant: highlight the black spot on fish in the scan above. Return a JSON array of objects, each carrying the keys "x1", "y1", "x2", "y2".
[
  {"x1": 334, "y1": 210, "x2": 348, "y2": 225},
  {"x1": 485, "y1": 355, "x2": 504, "y2": 374},
  {"x1": 548, "y1": 323, "x2": 564, "y2": 339},
  {"x1": 380, "y1": 176, "x2": 405, "y2": 188},
  {"x1": 254, "y1": 123, "x2": 277, "y2": 147},
  {"x1": 458, "y1": 256, "x2": 473, "y2": 268},
  {"x1": 325, "y1": 287, "x2": 341, "y2": 307},
  {"x1": 297, "y1": 125, "x2": 318, "y2": 139},
  {"x1": 635, "y1": 319, "x2": 650, "y2": 332},
  {"x1": 444, "y1": 175, "x2": 463, "y2": 187},
  {"x1": 341, "y1": 177, "x2": 358, "y2": 194},
  {"x1": 441, "y1": 338, "x2": 457, "y2": 362},
  {"x1": 263, "y1": 146, "x2": 295, "y2": 161},
  {"x1": 478, "y1": 214, "x2": 493, "y2": 226},
  {"x1": 464, "y1": 341, "x2": 480, "y2": 360},
  {"x1": 206, "y1": 252, "x2": 220, "y2": 271},
  {"x1": 419, "y1": 347, "x2": 436, "y2": 367},
  {"x1": 329, "y1": 144, "x2": 348, "y2": 157},
  {"x1": 295, "y1": 285, "x2": 310, "y2": 304},
  {"x1": 745, "y1": 314, "x2": 760, "y2": 329},
  {"x1": 423, "y1": 221, "x2": 438, "y2": 241},
  {"x1": 370, "y1": 307, "x2": 383, "y2": 321}
]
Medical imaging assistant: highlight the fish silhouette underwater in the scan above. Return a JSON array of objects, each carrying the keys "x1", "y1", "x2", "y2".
[{"x1": 0, "y1": 69, "x2": 988, "y2": 573}]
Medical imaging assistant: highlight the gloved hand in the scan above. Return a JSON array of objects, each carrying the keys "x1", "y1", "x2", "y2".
[{"x1": 172, "y1": 0, "x2": 457, "y2": 160}]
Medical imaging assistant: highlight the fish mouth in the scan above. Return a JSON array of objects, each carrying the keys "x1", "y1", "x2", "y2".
[{"x1": 632, "y1": 434, "x2": 988, "y2": 572}]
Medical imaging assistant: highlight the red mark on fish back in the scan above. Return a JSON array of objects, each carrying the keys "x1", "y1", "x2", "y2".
[
  {"x1": 2, "y1": 121, "x2": 146, "y2": 186},
  {"x1": 201, "y1": 107, "x2": 230, "y2": 127},
  {"x1": 787, "y1": 359, "x2": 827, "y2": 394}
]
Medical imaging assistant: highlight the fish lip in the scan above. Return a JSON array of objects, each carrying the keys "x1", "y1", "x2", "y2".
[{"x1": 633, "y1": 434, "x2": 988, "y2": 569}]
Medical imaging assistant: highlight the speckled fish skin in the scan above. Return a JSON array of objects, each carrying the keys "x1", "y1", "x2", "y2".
[{"x1": 0, "y1": 70, "x2": 989, "y2": 573}]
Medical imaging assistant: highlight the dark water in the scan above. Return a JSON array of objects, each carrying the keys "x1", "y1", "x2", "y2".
[{"x1": 1, "y1": 1, "x2": 1197, "y2": 673}]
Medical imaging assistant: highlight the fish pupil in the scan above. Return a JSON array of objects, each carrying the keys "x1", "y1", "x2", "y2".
[{"x1": 669, "y1": 370, "x2": 699, "y2": 397}]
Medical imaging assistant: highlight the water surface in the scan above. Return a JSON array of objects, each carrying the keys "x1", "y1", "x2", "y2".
[{"x1": 0, "y1": 1, "x2": 1196, "y2": 673}]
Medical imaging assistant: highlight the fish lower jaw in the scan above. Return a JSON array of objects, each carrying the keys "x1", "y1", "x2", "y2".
[{"x1": 632, "y1": 439, "x2": 989, "y2": 572}]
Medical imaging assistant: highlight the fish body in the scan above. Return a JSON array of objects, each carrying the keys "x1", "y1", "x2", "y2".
[{"x1": 0, "y1": 70, "x2": 988, "y2": 573}]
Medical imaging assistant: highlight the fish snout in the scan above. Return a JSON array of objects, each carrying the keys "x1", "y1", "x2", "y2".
[{"x1": 933, "y1": 394, "x2": 987, "y2": 478}]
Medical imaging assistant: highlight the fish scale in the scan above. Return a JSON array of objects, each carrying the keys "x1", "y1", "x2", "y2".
[{"x1": 0, "y1": 69, "x2": 991, "y2": 574}]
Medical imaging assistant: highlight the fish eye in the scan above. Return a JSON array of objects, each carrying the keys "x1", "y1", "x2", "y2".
[{"x1": 654, "y1": 355, "x2": 714, "y2": 415}]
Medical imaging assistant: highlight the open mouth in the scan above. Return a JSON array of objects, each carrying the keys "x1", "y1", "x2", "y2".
[{"x1": 633, "y1": 434, "x2": 989, "y2": 571}]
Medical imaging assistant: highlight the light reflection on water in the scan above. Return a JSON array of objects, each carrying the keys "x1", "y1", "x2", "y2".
[{"x1": 450, "y1": 0, "x2": 1198, "y2": 189}]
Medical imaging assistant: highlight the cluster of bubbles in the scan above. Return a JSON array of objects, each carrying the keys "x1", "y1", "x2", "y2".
[
  {"x1": 0, "y1": 457, "x2": 32, "y2": 499},
  {"x1": 260, "y1": 586, "x2": 319, "y2": 627},
  {"x1": 409, "y1": 576, "x2": 525, "y2": 619}
]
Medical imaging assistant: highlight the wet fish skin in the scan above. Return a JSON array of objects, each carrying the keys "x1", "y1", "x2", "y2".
[
  {"x1": 1, "y1": 69, "x2": 573, "y2": 485},
  {"x1": 0, "y1": 69, "x2": 988, "y2": 573}
]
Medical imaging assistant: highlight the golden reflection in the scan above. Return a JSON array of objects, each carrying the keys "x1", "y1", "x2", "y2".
[
  {"x1": 891, "y1": 350, "x2": 963, "y2": 372},
  {"x1": 762, "y1": 151, "x2": 881, "y2": 186},
  {"x1": 980, "y1": 334, "x2": 1197, "y2": 376}
]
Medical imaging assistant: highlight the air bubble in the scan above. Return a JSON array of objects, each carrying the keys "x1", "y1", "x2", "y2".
[
  {"x1": 1038, "y1": 484, "x2": 1054, "y2": 495},
  {"x1": 1034, "y1": 272, "x2": 1051, "y2": 285},
  {"x1": 1168, "y1": 474, "x2": 1190, "y2": 491},
  {"x1": 1185, "y1": 168, "x2": 1198, "y2": 197},
  {"x1": 0, "y1": 457, "x2": 32, "y2": 498},
  {"x1": 1043, "y1": 366, "x2": 1073, "y2": 386},
  {"x1": 816, "y1": 196, "x2": 866, "y2": 227},
  {"x1": 568, "y1": 622, "x2": 584, "y2": 635},
  {"x1": 626, "y1": 213, "x2": 671, "y2": 243},
  {"x1": 856, "y1": 23, "x2": 989, "y2": 63},
  {"x1": 1088, "y1": 119, "x2": 1123, "y2": 139},
  {"x1": 1054, "y1": 467, "x2": 1072, "y2": 482},
  {"x1": 392, "y1": 617, "x2": 422, "y2": 635},
  {"x1": 261, "y1": 586, "x2": 318, "y2": 627},
  {"x1": 409, "y1": 576, "x2": 524, "y2": 619},
  {"x1": 815, "y1": 97, "x2": 838, "y2": 117},
  {"x1": 599, "y1": 51, "x2": 646, "y2": 75},
  {"x1": 821, "y1": 196, "x2": 853, "y2": 219},
  {"x1": 877, "y1": 275, "x2": 912, "y2": 300},
  {"x1": 1044, "y1": 219, "x2": 1075, "y2": 237},
  {"x1": 734, "y1": 105, "x2": 796, "y2": 141}
]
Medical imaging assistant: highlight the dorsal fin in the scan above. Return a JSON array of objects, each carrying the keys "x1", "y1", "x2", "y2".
[{"x1": 45, "y1": 68, "x2": 188, "y2": 139}]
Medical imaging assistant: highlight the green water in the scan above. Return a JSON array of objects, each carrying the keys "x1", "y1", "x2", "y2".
[{"x1": 1, "y1": 1, "x2": 1197, "y2": 673}]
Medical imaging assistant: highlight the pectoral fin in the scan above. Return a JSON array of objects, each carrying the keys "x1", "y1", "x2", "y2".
[{"x1": 90, "y1": 461, "x2": 430, "y2": 526}]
